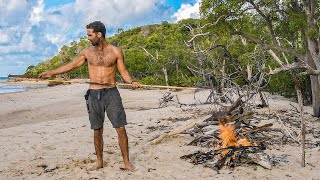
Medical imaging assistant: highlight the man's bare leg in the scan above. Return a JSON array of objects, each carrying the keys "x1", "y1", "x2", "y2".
[
  {"x1": 115, "y1": 126, "x2": 134, "y2": 171},
  {"x1": 94, "y1": 127, "x2": 104, "y2": 170}
]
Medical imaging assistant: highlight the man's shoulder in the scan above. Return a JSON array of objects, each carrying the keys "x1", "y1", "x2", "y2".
[
  {"x1": 109, "y1": 44, "x2": 121, "y2": 51},
  {"x1": 84, "y1": 47, "x2": 95, "y2": 51},
  {"x1": 109, "y1": 44, "x2": 123, "y2": 56},
  {"x1": 80, "y1": 47, "x2": 93, "y2": 56},
  {"x1": 80, "y1": 47, "x2": 93, "y2": 54}
]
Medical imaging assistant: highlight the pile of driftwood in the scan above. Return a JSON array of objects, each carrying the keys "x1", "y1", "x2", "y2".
[
  {"x1": 180, "y1": 114, "x2": 273, "y2": 170},
  {"x1": 150, "y1": 97, "x2": 277, "y2": 170}
]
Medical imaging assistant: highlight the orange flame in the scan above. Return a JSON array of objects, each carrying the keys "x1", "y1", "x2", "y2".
[{"x1": 218, "y1": 117, "x2": 253, "y2": 155}]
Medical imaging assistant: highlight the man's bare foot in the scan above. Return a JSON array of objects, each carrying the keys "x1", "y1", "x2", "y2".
[
  {"x1": 87, "y1": 160, "x2": 104, "y2": 171},
  {"x1": 120, "y1": 163, "x2": 135, "y2": 172},
  {"x1": 96, "y1": 160, "x2": 104, "y2": 170}
]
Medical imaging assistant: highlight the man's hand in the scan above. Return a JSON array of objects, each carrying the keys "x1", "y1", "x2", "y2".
[
  {"x1": 38, "y1": 71, "x2": 53, "y2": 79},
  {"x1": 131, "y1": 81, "x2": 141, "y2": 89}
]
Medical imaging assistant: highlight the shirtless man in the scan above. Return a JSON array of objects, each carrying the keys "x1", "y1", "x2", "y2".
[{"x1": 39, "y1": 21, "x2": 141, "y2": 171}]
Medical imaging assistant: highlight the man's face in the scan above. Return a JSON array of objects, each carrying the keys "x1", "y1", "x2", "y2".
[{"x1": 87, "y1": 29, "x2": 100, "y2": 46}]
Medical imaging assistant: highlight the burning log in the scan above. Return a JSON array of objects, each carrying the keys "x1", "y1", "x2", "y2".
[
  {"x1": 149, "y1": 109, "x2": 254, "y2": 145},
  {"x1": 180, "y1": 146, "x2": 264, "y2": 170},
  {"x1": 186, "y1": 123, "x2": 272, "y2": 147}
]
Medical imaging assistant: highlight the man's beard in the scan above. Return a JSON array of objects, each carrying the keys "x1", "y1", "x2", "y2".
[
  {"x1": 91, "y1": 41, "x2": 98, "y2": 46},
  {"x1": 91, "y1": 38, "x2": 101, "y2": 46}
]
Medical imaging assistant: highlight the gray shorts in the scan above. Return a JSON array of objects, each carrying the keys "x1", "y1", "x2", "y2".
[{"x1": 84, "y1": 87, "x2": 127, "y2": 129}]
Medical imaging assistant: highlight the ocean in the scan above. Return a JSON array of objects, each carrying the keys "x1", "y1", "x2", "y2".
[{"x1": 0, "y1": 77, "x2": 47, "y2": 94}]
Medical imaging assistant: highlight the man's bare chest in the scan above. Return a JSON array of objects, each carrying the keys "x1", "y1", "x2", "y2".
[{"x1": 86, "y1": 50, "x2": 117, "y2": 67}]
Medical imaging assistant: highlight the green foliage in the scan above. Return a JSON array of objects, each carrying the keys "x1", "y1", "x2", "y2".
[
  {"x1": 268, "y1": 72, "x2": 311, "y2": 101},
  {"x1": 140, "y1": 76, "x2": 165, "y2": 85},
  {"x1": 25, "y1": 65, "x2": 35, "y2": 75},
  {"x1": 268, "y1": 72, "x2": 296, "y2": 97},
  {"x1": 308, "y1": 27, "x2": 319, "y2": 39},
  {"x1": 169, "y1": 76, "x2": 192, "y2": 87}
]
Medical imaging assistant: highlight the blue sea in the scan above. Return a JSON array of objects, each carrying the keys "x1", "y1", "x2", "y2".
[{"x1": 0, "y1": 77, "x2": 47, "y2": 94}]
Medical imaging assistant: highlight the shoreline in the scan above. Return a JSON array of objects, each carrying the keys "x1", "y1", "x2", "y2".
[
  {"x1": 0, "y1": 82, "x2": 48, "y2": 95},
  {"x1": 0, "y1": 78, "x2": 89, "y2": 94}
]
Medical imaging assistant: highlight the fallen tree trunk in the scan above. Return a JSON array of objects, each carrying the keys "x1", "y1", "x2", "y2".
[{"x1": 149, "y1": 121, "x2": 201, "y2": 145}]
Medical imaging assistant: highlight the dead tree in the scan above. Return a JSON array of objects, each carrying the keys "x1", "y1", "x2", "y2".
[
  {"x1": 183, "y1": 20, "x2": 312, "y2": 166},
  {"x1": 237, "y1": 0, "x2": 320, "y2": 117},
  {"x1": 182, "y1": 23, "x2": 270, "y2": 114}
]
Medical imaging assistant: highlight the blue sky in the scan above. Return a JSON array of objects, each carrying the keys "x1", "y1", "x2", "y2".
[{"x1": 0, "y1": 0, "x2": 201, "y2": 77}]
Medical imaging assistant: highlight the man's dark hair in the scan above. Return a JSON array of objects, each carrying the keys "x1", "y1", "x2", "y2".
[{"x1": 86, "y1": 21, "x2": 106, "y2": 38}]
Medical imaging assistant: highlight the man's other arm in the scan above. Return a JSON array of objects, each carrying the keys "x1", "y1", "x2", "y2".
[{"x1": 116, "y1": 48, "x2": 141, "y2": 88}]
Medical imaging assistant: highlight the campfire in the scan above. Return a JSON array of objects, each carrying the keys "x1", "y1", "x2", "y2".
[
  {"x1": 148, "y1": 89, "x2": 313, "y2": 172},
  {"x1": 150, "y1": 97, "x2": 298, "y2": 170},
  {"x1": 180, "y1": 115, "x2": 271, "y2": 170},
  {"x1": 217, "y1": 117, "x2": 255, "y2": 154}
]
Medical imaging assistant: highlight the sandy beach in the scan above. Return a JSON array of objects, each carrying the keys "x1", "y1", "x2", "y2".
[{"x1": 0, "y1": 83, "x2": 319, "y2": 179}]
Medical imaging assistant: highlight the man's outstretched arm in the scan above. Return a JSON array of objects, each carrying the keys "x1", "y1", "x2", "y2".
[
  {"x1": 39, "y1": 50, "x2": 87, "y2": 78},
  {"x1": 116, "y1": 48, "x2": 141, "y2": 89}
]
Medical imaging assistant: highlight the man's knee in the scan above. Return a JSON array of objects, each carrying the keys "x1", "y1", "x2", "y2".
[
  {"x1": 94, "y1": 127, "x2": 103, "y2": 137},
  {"x1": 115, "y1": 126, "x2": 127, "y2": 136}
]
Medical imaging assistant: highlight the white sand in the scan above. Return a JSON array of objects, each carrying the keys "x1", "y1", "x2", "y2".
[{"x1": 0, "y1": 84, "x2": 319, "y2": 179}]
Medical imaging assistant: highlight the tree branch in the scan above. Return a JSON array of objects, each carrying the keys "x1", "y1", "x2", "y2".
[
  {"x1": 239, "y1": 33, "x2": 305, "y2": 60},
  {"x1": 186, "y1": 32, "x2": 210, "y2": 45},
  {"x1": 200, "y1": 15, "x2": 226, "y2": 29},
  {"x1": 268, "y1": 62, "x2": 320, "y2": 75},
  {"x1": 139, "y1": 46, "x2": 157, "y2": 62},
  {"x1": 267, "y1": 49, "x2": 285, "y2": 66}
]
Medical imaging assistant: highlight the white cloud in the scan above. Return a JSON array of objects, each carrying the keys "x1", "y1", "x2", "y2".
[
  {"x1": 44, "y1": 3, "x2": 76, "y2": 31},
  {"x1": 0, "y1": 0, "x2": 26, "y2": 11},
  {"x1": 172, "y1": 0, "x2": 201, "y2": 22},
  {"x1": 74, "y1": 0, "x2": 158, "y2": 27},
  {"x1": 29, "y1": 0, "x2": 45, "y2": 25},
  {"x1": 45, "y1": 34, "x2": 66, "y2": 46},
  {"x1": 0, "y1": 0, "x2": 41, "y2": 53},
  {"x1": 0, "y1": 33, "x2": 35, "y2": 53},
  {"x1": 0, "y1": 34, "x2": 10, "y2": 44},
  {"x1": 0, "y1": 0, "x2": 33, "y2": 26}
]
